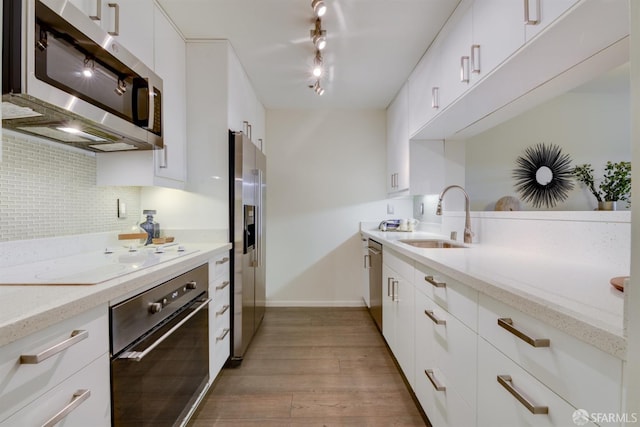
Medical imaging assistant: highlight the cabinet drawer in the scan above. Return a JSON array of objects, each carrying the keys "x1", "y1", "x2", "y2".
[
  {"x1": 383, "y1": 247, "x2": 414, "y2": 281},
  {"x1": 0, "y1": 355, "x2": 110, "y2": 427},
  {"x1": 211, "y1": 318, "x2": 231, "y2": 378},
  {"x1": 478, "y1": 338, "x2": 597, "y2": 427},
  {"x1": 414, "y1": 367, "x2": 475, "y2": 427},
  {"x1": 414, "y1": 262, "x2": 478, "y2": 331},
  {"x1": 478, "y1": 294, "x2": 622, "y2": 422},
  {"x1": 415, "y1": 290, "x2": 476, "y2": 411},
  {"x1": 0, "y1": 305, "x2": 108, "y2": 422},
  {"x1": 210, "y1": 251, "x2": 231, "y2": 281}
]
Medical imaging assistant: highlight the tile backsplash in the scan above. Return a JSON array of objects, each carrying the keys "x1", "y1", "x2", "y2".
[{"x1": 0, "y1": 132, "x2": 141, "y2": 242}]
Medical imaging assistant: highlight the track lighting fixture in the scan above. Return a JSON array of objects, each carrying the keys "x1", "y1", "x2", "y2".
[
  {"x1": 114, "y1": 79, "x2": 127, "y2": 96},
  {"x1": 82, "y1": 57, "x2": 95, "y2": 77},
  {"x1": 312, "y1": 51, "x2": 323, "y2": 78},
  {"x1": 307, "y1": 1, "x2": 329, "y2": 95},
  {"x1": 311, "y1": 0, "x2": 326, "y2": 18},
  {"x1": 310, "y1": 18, "x2": 327, "y2": 51}
]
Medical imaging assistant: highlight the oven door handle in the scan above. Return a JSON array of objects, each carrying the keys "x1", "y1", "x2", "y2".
[{"x1": 117, "y1": 297, "x2": 212, "y2": 362}]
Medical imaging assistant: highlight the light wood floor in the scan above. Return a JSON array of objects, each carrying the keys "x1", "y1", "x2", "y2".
[{"x1": 188, "y1": 307, "x2": 428, "y2": 426}]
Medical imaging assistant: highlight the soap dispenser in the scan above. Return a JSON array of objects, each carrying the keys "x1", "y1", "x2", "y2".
[{"x1": 140, "y1": 210, "x2": 160, "y2": 245}]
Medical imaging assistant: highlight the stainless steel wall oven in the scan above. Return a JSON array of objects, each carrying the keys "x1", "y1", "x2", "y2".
[{"x1": 110, "y1": 264, "x2": 210, "y2": 426}]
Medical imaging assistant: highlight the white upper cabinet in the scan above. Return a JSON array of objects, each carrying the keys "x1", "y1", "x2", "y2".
[
  {"x1": 96, "y1": 3, "x2": 187, "y2": 189},
  {"x1": 386, "y1": 83, "x2": 410, "y2": 194},
  {"x1": 525, "y1": 0, "x2": 581, "y2": 42},
  {"x1": 69, "y1": 0, "x2": 155, "y2": 68},
  {"x1": 227, "y1": 47, "x2": 266, "y2": 150},
  {"x1": 438, "y1": 3, "x2": 473, "y2": 109},
  {"x1": 408, "y1": 43, "x2": 441, "y2": 138},
  {"x1": 152, "y1": 6, "x2": 186, "y2": 183},
  {"x1": 470, "y1": 0, "x2": 525, "y2": 84}
]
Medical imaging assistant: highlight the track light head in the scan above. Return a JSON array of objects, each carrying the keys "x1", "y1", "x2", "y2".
[
  {"x1": 312, "y1": 51, "x2": 323, "y2": 77},
  {"x1": 82, "y1": 57, "x2": 95, "y2": 77},
  {"x1": 311, "y1": 18, "x2": 327, "y2": 50},
  {"x1": 311, "y1": 0, "x2": 326, "y2": 17}
]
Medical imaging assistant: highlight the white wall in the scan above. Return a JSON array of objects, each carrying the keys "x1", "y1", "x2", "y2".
[
  {"x1": 465, "y1": 86, "x2": 630, "y2": 211},
  {"x1": 266, "y1": 109, "x2": 412, "y2": 306}
]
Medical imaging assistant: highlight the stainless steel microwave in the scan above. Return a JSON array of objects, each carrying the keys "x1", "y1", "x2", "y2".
[{"x1": 2, "y1": 0, "x2": 163, "y2": 152}]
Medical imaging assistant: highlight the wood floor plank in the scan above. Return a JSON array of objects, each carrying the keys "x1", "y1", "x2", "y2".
[{"x1": 188, "y1": 307, "x2": 427, "y2": 426}]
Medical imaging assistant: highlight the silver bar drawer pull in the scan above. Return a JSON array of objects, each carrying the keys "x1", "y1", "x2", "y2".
[
  {"x1": 217, "y1": 328, "x2": 231, "y2": 341},
  {"x1": 216, "y1": 304, "x2": 230, "y2": 316},
  {"x1": 216, "y1": 280, "x2": 230, "y2": 290},
  {"x1": 216, "y1": 256, "x2": 230, "y2": 265},
  {"x1": 41, "y1": 389, "x2": 91, "y2": 427},
  {"x1": 21, "y1": 330, "x2": 88, "y2": 364},
  {"x1": 90, "y1": 0, "x2": 102, "y2": 20},
  {"x1": 498, "y1": 318, "x2": 550, "y2": 347},
  {"x1": 425, "y1": 369, "x2": 446, "y2": 392},
  {"x1": 107, "y1": 3, "x2": 120, "y2": 36},
  {"x1": 424, "y1": 310, "x2": 446, "y2": 326},
  {"x1": 497, "y1": 375, "x2": 548, "y2": 414},
  {"x1": 524, "y1": 0, "x2": 540, "y2": 25},
  {"x1": 424, "y1": 275, "x2": 446, "y2": 288}
]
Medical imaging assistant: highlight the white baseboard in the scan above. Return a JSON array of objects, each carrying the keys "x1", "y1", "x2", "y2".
[{"x1": 265, "y1": 300, "x2": 366, "y2": 308}]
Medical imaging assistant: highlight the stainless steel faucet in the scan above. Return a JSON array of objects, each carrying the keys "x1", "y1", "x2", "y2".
[{"x1": 436, "y1": 185, "x2": 473, "y2": 244}]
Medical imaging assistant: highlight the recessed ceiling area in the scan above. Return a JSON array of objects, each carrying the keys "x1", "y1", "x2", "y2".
[{"x1": 157, "y1": 0, "x2": 460, "y2": 109}]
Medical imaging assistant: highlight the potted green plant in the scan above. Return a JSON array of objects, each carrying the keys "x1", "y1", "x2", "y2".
[{"x1": 572, "y1": 161, "x2": 631, "y2": 210}]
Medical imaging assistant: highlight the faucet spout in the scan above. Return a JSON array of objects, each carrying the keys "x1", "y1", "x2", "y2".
[{"x1": 436, "y1": 185, "x2": 473, "y2": 244}]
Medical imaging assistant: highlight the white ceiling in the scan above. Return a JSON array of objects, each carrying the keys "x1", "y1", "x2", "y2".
[{"x1": 156, "y1": 0, "x2": 460, "y2": 109}]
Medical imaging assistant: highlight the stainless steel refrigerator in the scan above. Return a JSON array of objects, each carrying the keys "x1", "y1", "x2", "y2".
[{"x1": 229, "y1": 130, "x2": 266, "y2": 363}]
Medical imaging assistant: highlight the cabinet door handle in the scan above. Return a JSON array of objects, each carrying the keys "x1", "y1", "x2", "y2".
[
  {"x1": 387, "y1": 277, "x2": 393, "y2": 297},
  {"x1": 471, "y1": 44, "x2": 481, "y2": 74},
  {"x1": 89, "y1": 0, "x2": 102, "y2": 20},
  {"x1": 460, "y1": 56, "x2": 470, "y2": 83},
  {"x1": 215, "y1": 256, "x2": 230, "y2": 265},
  {"x1": 216, "y1": 280, "x2": 230, "y2": 290},
  {"x1": 425, "y1": 369, "x2": 446, "y2": 391},
  {"x1": 364, "y1": 254, "x2": 371, "y2": 269},
  {"x1": 424, "y1": 275, "x2": 446, "y2": 288},
  {"x1": 431, "y1": 87, "x2": 439, "y2": 109},
  {"x1": 159, "y1": 144, "x2": 168, "y2": 168},
  {"x1": 497, "y1": 375, "x2": 549, "y2": 414},
  {"x1": 424, "y1": 309, "x2": 446, "y2": 325},
  {"x1": 217, "y1": 327, "x2": 231, "y2": 341},
  {"x1": 107, "y1": 3, "x2": 119, "y2": 36},
  {"x1": 498, "y1": 318, "x2": 550, "y2": 347},
  {"x1": 392, "y1": 280, "x2": 399, "y2": 302},
  {"x1": 524, "y1": 0, "x2": 540, "y2": 25},
  {"x1": 41, "y1": 389, "x2": 91, "y2": 427},
  {"x1": 216, "y1": 304, "x2": 230, "y2": 316},
  {"x1": 20, "y1": 330, "x2": 88, "y2": 364}
]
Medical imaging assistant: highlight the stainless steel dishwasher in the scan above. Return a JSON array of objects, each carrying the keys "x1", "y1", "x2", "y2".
[{"x1": 366, "y1": 239, "x2": 383, "y2": 332}]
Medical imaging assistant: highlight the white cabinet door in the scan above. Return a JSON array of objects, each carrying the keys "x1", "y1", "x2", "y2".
[
  {"x1": 153, "y1": 6, "x2": 186, "y2": 183},
  {"x1": 525, "y1": 0, "x2": 581, "y2": 42},
  {"x1": 438, "y1": 3, "x2": 472, "y2": 109},
  {"x1": 394, "y1": 274, "x2": 415, "y2": 387},
  {"x1": 386, "y1": 83, "x2": 409, "y2": 194},
  {"x1": 408, "y1": 44, "x2": 441, "y2": 137},
  {"x1": 478, "y1": 338, "x2": 596, "y2": 427},
  {"x1": 382, "y1": 264, "x2": 397, "y2": 350},
  {"x1": 0, "y1": 356, "x2": 111, "y2": 427},
  {"x1": 471, "y1": 0, "x2": 525, "y2": 84},
  {"x1": 96, "y1": 5, "x2": 186, "y2": 189},
  {"x1": 69, "y1": 0, "x2": 154, "y2": 68}
]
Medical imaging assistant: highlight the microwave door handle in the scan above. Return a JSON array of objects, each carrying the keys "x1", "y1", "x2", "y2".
[{"x1": 147, "y1": 83, "x2": 156, "y2": 132}]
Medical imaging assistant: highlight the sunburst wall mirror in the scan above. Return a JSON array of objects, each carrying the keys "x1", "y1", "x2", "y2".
[{"x1": 512, "y1": 143, "x2": 574, "y2": 208}]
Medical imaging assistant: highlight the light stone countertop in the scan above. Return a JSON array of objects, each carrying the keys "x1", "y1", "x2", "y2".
[
  {"x1": 362, "y1": 229, "x2": 626, "y2": 359},
  {"x1": 0, "y1": 242, "x2": 232, "y2": 347}
]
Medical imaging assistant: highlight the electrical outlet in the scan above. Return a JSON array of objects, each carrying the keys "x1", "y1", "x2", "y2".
[
  {"x1": 117, "y1": 199, "x2": 127, "y2": 219},
  {"x1": 387, "y1": 203, "x2": 394, "y2": 214}
]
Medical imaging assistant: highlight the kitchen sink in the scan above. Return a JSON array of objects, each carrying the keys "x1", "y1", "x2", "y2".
[{"x1": 399, "y1": 239, "x2": 466, "y2": 249}]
